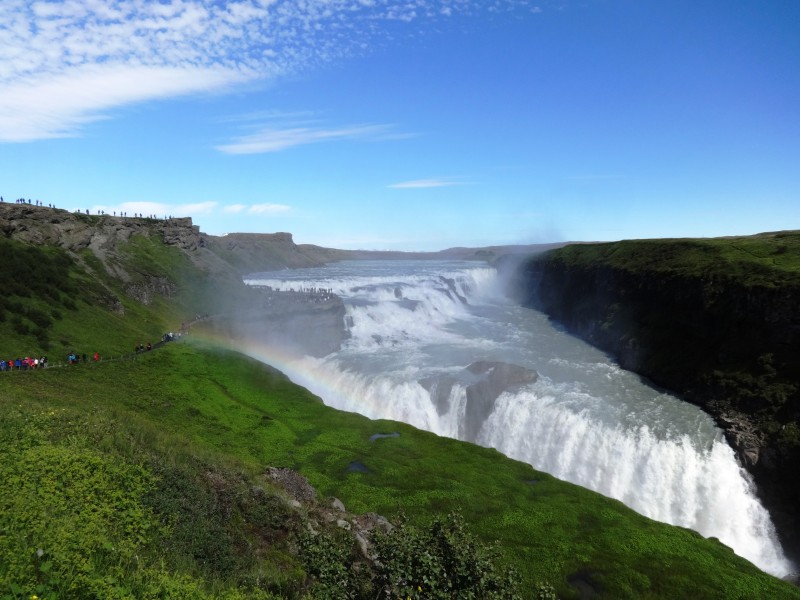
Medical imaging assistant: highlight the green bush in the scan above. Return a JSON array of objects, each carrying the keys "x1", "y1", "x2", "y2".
[
  {"x1": 299, "y1": 511, "x2": 526, "y2": 600},
  {"x1": 371, "y1": 512, "x2": 523, "y2": 600},
  {"x1": 10, "y1": 316, "x2": 29, "y2": 336},
  {"x1": 0, "y1": 408, "x2": 158, "y2": 599},
  {"x1": 298, "y1": 529, "x2": 371, "y2": 599}
]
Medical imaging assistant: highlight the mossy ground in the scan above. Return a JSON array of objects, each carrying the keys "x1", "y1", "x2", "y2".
[
  {"x1": 2, "y1": 342, "x2": 798, "y2": 599},
  {"x1": 550, "y1": 231, "x2": 800, "y2": 285}
]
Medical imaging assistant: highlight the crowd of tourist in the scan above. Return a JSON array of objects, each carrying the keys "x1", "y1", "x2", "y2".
[
  {"x1": 1, "y1": 356, "x2": 49, "y2": 371},
  {"x1": 1, "y1": 194, "x2": 176, "y2": 221},
  {"x1": 2, "y1": 332, "x2": 183, "y2": 373},
  {"x1": 67, "y1": 351, "x2": 100, "y2": 364},
  {"x1": 253, "y1": 286, "x2": 337, "y2": 307},
  {"x1": 73, "y1": 209, "x2": 176, "y2": 219},
  {"x1": 0, "y1": 200, "x2": 202, "y2": 373},
  {"x1": 2, "y1": 197, "x2": 56, "y2": 208}
]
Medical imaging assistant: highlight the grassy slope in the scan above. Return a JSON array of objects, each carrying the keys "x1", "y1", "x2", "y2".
[
  {"x1": 2, "y1": 343, "x2": 798, "y2": 599},
  {"x1": 550, "y1": 231, "x2": 800, "y2": 284},
  {"x1": 2, "y1": 229, "x2": 799, "y2": 598}
]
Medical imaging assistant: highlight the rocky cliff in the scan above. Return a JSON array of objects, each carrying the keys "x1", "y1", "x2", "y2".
[
  {"x1": 208, "y1": 232, "x2": 351, "y2": 274},
  {"x1": 0, "y1": 203, "x2": 339, "y2": 274},
  {"x1": 0, "y1": 203, "x2": 204, "y2": 254},
  {"x1": 505, "y1": 232, "x2": 800, "y2": 563},
  {"x1": 0, "y1": 203, "x2": 344, "y2": 311}
]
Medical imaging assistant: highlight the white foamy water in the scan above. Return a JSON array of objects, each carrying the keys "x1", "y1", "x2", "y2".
[{"x1": 245, "y1": 260, "x2": 793, "y2": 577}]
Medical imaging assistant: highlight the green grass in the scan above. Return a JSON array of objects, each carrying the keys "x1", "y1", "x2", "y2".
[
  {"x1": 2, "y1": 342, "x2": 798, "y2": 599},
  {"x1": 0, "y1": 231, "x2": 234, "y2": 363},
  {"x1": 110, "y1": 234, "x2": 232, "y2": 321},
  {"x1": 2, "y1": 223, "x2": 800, "y2": 598},
  {"x1": 551, "y1": 231, "x2": 800, "y2": 287}
]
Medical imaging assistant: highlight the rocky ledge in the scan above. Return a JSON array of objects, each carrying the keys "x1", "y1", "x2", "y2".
[{"x1": 420, "y1": 361, "x2": 538, "y2": 442}]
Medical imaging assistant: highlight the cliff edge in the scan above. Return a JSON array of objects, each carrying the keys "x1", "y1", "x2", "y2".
[
  {"x1": 506, "y1": 232, "x2": 800, "y2": 563},
  {"x1": 0, "y1": 203, "x2": 339, "y2": 275}
]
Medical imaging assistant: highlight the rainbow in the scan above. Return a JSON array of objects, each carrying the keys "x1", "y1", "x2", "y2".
[{"x1": 189, "y1": 327, "x2": 352, "y2": 411}]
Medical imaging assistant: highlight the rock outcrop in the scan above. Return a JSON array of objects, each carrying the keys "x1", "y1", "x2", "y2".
[
  {"x1": 0, "y1": 204, "x2": 201, "y2": 257},
  {"x1": 212, "y1": 232, "x2": 350, "y2": 273},
  {"x1": 420, "y1": 361, "x2": 538, "y2": 441},
  {"x1": 0, "y1": 204, "x2": 346, "y2": 312},
  {"x1": 265, "y1": 466, "x2": 393, "y2": 561}
]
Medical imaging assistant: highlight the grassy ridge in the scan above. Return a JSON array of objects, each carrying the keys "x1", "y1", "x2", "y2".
[
  {"x1": 2, "y1": 342, "x2": 798, "y2": 599},
  {"x1": 550, "y1": 231, "x2": 800, "y2": 285}
]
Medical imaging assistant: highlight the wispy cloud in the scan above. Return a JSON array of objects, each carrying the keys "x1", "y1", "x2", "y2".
[
  {"x1": 0, "y1": 64, "x2": 250, "y2": 142},
  {"x1": 71, "y1": 199, "x2": 287, "y2": 219},
  {"x1": 177, "y1": 201, "x2": 218, "y2": 215},
  {"x1": 87, "y1": 200, "x2": 217, "y2": 217},
  {"x1": 216, "y1": 123, "x2": 392, "y2": 154},
  {"x1": 1, "y1": 1, "x2": 536, "y2": 143},
  {"x1": 222, "y1": 202, "x2": 292, "y2": 215},
  {"x1": 248, "y1": 203, "x2": 291, "y2": 214},
  {"x1": 117, "y1": 201, "x2": 172, "y2": 215},
  {"x1": 388, "y1": 178, "x2": 470, "y2": 189}
]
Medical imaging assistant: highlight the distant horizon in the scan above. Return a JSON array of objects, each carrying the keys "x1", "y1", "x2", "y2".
[
  {"x1": 4, "y1": 199, "x2": 794, "y2": 256},
  {"x1": 1, "y1": 1, "x2": 798, "y2": 251}
]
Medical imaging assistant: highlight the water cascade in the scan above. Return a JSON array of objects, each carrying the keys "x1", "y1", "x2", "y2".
[{"x1": 245, "y1": 260, "x2": 793, "y2": 577}]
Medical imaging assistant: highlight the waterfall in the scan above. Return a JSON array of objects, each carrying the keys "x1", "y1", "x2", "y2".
[{"x1": 246, "y1": 260, "x2": 793, "y2": 577}]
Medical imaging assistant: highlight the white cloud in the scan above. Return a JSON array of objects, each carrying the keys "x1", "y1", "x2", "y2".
[
  {"x1": 118, "y1": 201, "x2": 172, "y2": 214},
  {"x1": 388, "y1": 178, "x2": 468, "y2": 189},
  {"x1": 0, "y1": 64, "x2": 251, "y2": 141},
  {"x1": 0, "y1": 0, "x2": 533, "y2": 143},
  {"x1": 177, "y1": 201, "x2": 218, "y2": 215},
  {"x1": 248, "y1": 203, "x2": 291, "y2": 214},
  {"x1": 216, "y1": 123, "x2": 391, "y2": 154},
  {"x1": 68, "y1": 199, "x2": 288, "y2": 220},
  {"x1": 107, "y1": 200, "x2": 213, "y2": 217}
]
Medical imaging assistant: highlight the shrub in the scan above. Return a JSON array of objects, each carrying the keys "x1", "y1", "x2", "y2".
[
  {"x1": 371, "y1": 512, "x2": 522, "y2": 600},
  {"x1": 298, "y1": 528, "x2": 371, "y2": 600},
  {"x1": 0, "y1": 409, "x2": 158, "y2": 600},
  {"x1": 11, "y1": 316, "x2": 29, "y2": 336},
  {"x1": 297, "y1": 511, "x2": 524, "y2": 600}
]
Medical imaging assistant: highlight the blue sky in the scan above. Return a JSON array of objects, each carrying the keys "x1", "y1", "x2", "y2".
[{"x1": 1, "y1": 0, "x2": 798, "y2": 251}]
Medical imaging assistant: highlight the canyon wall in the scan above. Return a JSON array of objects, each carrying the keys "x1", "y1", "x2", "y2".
[{"x1": 505, "y1": 233, "x2": 800, "y2": 562}]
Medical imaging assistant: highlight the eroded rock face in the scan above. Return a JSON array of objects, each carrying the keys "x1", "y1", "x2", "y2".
[
  {"x1": 265, "y1": 467, "x2": 317, "y2": 503},
  {"x1": 126, "y1": 277, "x2": 179, "y2": 305},
  {"x1": 264, "y1": 466, "x2": 393, "y2": 561},
  {"x1": 0, "y1": 204, "x2": 204, "y2": 259},
  {"x1": 463, "y1": 362, "x2": 538, "y2": 441},
  {"x1": 715, "y1": 409, "x2": 764, "y2": 468},
  {"x1": 0, "y1": 204, "x2": 342, "y2": 312},
  {"x1": 420, "y1": 361, "x2": 538, "y2": 442},
  {"x1": 209, "y1": 231, "x2": 343, "y2": 272}
]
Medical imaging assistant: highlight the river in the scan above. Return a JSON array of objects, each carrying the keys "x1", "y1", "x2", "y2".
[{"x1": 244, "y1": 259, "x2": 792, "y2": 577}]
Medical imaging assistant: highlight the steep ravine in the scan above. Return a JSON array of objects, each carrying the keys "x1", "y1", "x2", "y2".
[{"x1": 503, "y1": 235, "x2": 800, "y2": 566}]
